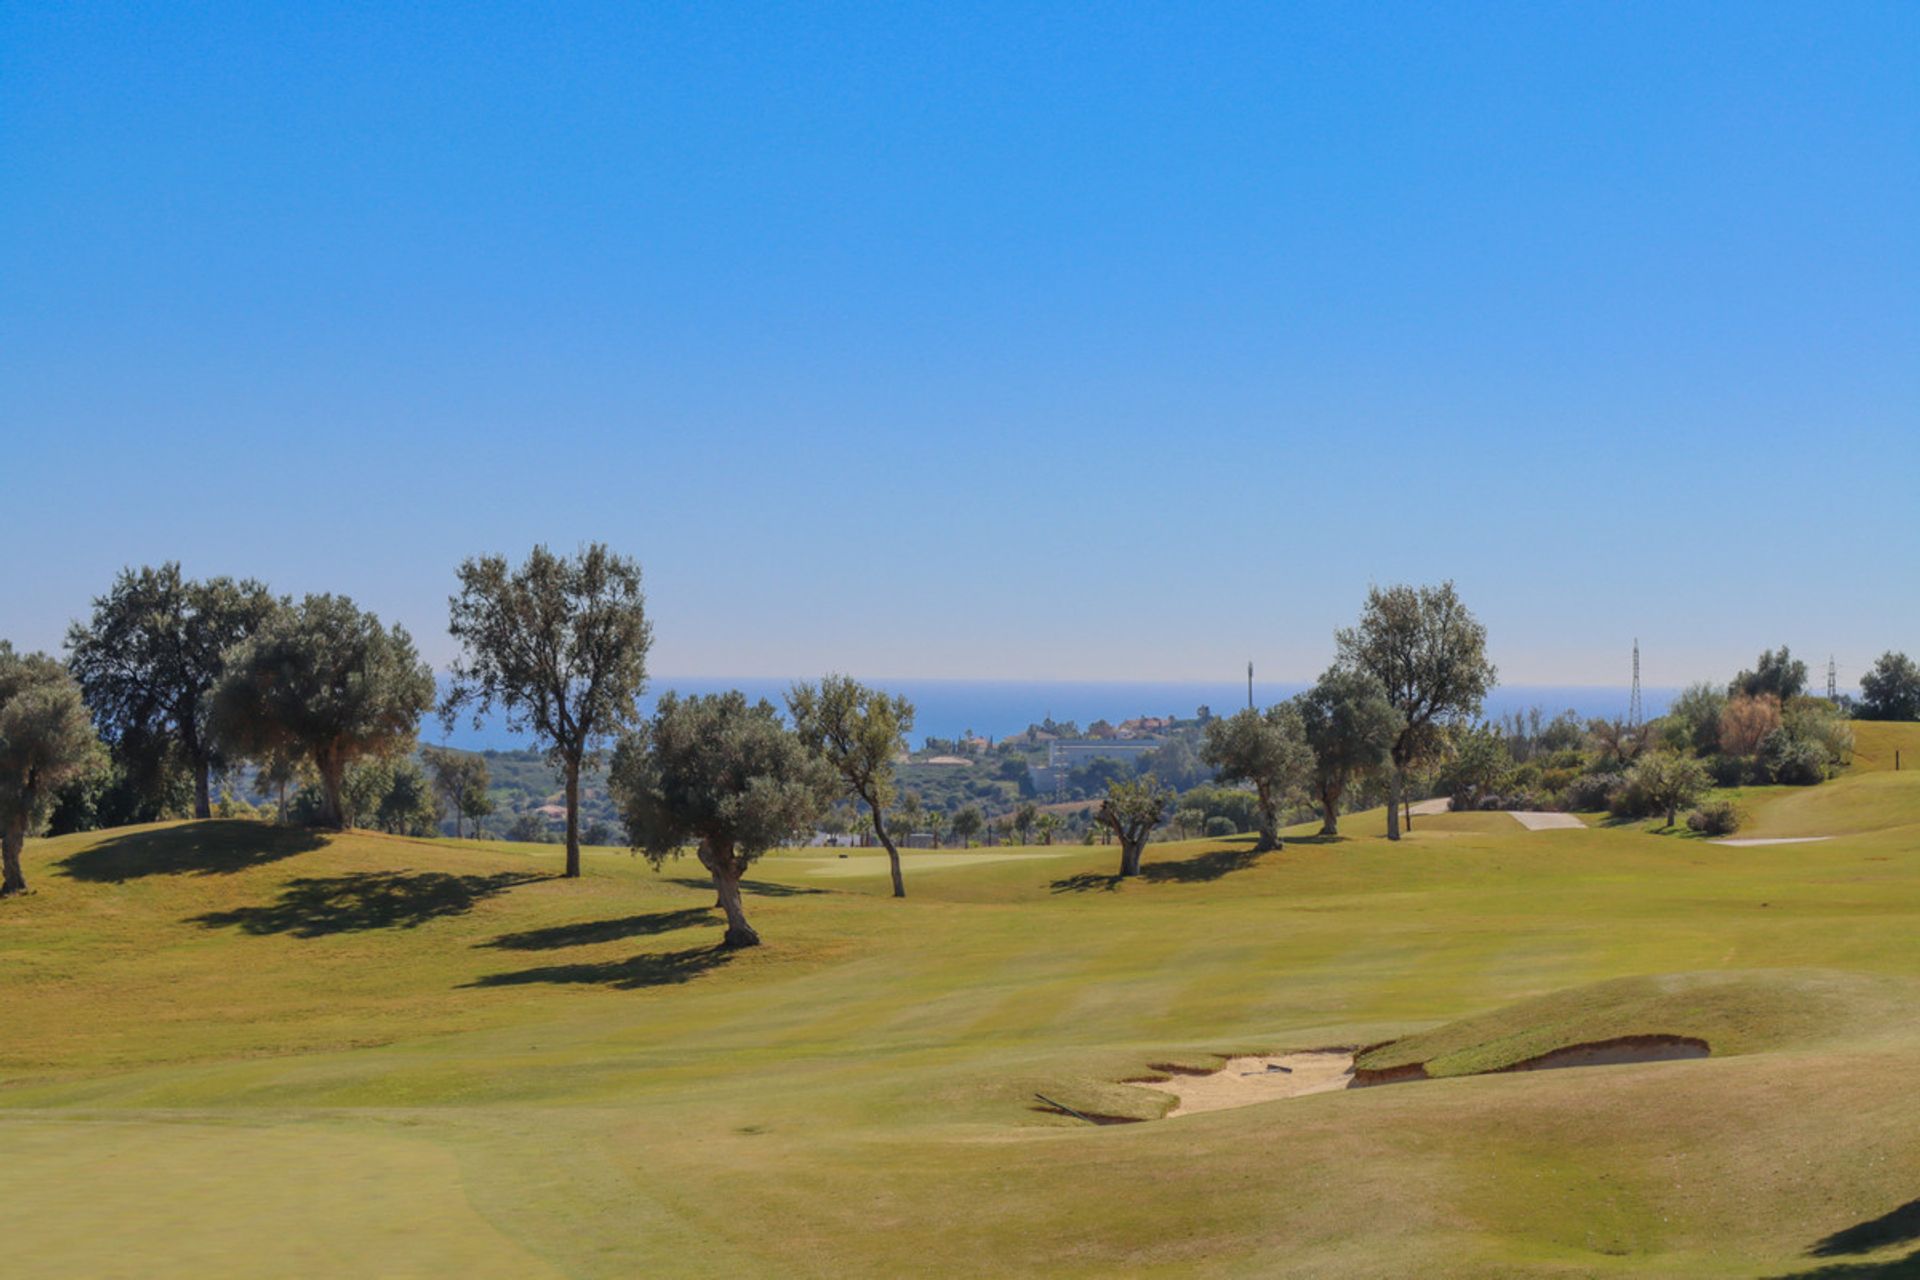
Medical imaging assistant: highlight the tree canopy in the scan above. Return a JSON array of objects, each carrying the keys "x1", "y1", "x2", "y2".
[
  {"x1": 0, "y1": 644, "x2": 104, "y2": 896},
  {"x1": 1859, "y1": 652, "x2": 1920, "y2": 721},
  {"x1": 1335, "y1": 581, "x2": 1496, "y2": 840},
  {"x1": 787, "y1": 675, "x2": 915, "y2": 897},
  {"x1": 609, "y1": 691, "x2": 834, "y2": 948},
  {"x1": 1730, "y1": 646, "x2": 1809, "y2": 702},
  {"x1": 1296, "y1": 667, "x2": 1400, "y2": 835},
  {"x1": 1199, "y1": 704, "x2": 1311, "y2": 851},
  {"x1": 1097, "y1": 777, "x2": 1172, "y2": 877},
  {"x1": 445, "y1": 544, "x2": 652, "y2": 877},
  {"x1": 211, "y1": 595, "x2": 434, "y2": 830},
  {"x1": 65, "y1": 563, "x2": 277, "y2": 819}
]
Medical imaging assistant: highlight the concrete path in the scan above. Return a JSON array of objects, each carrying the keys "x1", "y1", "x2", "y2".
[
  {"x1": 1709, "y1": 836, "x2": 1833, "y2": 847},
  {"x1": 1509, "y1": 811, "x2": 1586, "y2": 831},
  {"x1": 1408, "y1": 798, "x2": 1452, "y2": 816}
]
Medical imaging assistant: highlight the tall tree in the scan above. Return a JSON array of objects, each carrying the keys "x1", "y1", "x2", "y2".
[
  {"x1": 211, "y1": 595, "x2": 434, "y2": 829},
  {"x1": 1730, "y1": 647, "x2": 1809, "y2": 702},
  {"x1": 423, "y1": 746, "x2": 493, "y2": 838},
  {"x1": 0, "y1": 644, "x2": 104, "y2": 896},
  {"x1": 1859, "y1": 652, "x2": 1920, "y2": 721},
  {"x1": 1335, "y1": 581, "x2": 1496, "y2": 841},
  {"x1": 1097, "y1": 777, "x2": 1171, "y2": 877},
  {"x1": 444, "y1": 544, "x2": 653, "y2": 878},
  {"x1": 1013, "y1": 801, "x2": 1038, "y2": 845},
  {"x1": 1296, "y1": 668, "x2": 1401, "y2": 836},
  {"x1": 1199, "y1": 704, "x2": 1312, "y2": 851},
  {"x1": 609, "y1": 691, "x2": 834, "y2": 948},
  {"x1": 66, "y1": 563, "x2": 277, "y2": 819},
  {"x1": 787, "y1": 675, "x2": 915, "y2": 898},
  {"x1": 950, "y1": 805, "x2": 983, "y2": 847}
]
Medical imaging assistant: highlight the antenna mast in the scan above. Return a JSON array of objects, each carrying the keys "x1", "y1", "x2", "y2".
[
  {"x1": 1247, "y1": 661, "x2": 1254, "y2": 711},
  {"x1": 1827, "y1": 655, "x2": 1838, "y2": 701},
  {"x1": 1628, "y1": 639, "x2": 1643, "y2": 729}
]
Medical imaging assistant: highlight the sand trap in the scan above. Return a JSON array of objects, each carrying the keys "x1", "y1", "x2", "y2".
[
  {"x1": 1136, "y1": 1052, "x2": 1355, "y2": 1116},
  {"x1": 1509, "y1": 811, "x2": 1586, "y2": 831},
  {"x1": 1710, "y1": 836, "x2": 1833, "y2": 847}
]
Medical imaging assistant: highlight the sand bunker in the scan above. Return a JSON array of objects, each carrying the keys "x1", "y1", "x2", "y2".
[
  {"x1": 1127, "y1": 1036, "x2": 1710, "y2": 1118},
  {"x1": 1136, "y1": 1052, "x2": 1356, "y2": 1116},
  {"x1": 1509, "y1": 811, "x2": 1586, "y2": 831}
]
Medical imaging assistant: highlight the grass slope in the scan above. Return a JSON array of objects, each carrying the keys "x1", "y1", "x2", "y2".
[{"x1": 5, "y1": 761, "x2": 1920, "y2": 1276}]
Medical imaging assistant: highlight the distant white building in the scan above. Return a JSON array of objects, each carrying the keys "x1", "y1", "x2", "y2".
[{"x1": 1030, "y1": 738, "x2": 1165, "y2": 792}]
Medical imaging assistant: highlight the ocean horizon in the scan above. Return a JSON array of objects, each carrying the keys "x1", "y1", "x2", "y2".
[{"x1": 431, "y1": 677, "x2": 1679, "y2": 753}]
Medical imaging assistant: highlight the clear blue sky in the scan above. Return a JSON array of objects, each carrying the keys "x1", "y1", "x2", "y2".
[{"x1": 3, "y1": 3, "x2": 1915, "y2": 689}]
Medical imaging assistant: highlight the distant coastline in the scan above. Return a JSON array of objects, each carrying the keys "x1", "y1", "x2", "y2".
[{"x1": 431, "y1": 677, "x2": 1678, "y2": 753}]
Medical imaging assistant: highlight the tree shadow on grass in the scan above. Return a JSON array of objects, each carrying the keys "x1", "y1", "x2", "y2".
[
  {"x1": 1763, "y1": 1199, "x2": 1920, "y2": 1277},
  {"x1": 480, "y1": 907, "x2": 713, "y2": 951},
  {"x1": 189, "y1": 870, "x2": 548, "y2": 937},
  {"x1": 463, "y1": 944, "x2": 733, "y2": 990},
  {"x1": 1048, "y1": 871, "x2": 1123, "y2": 894},
  {"x1": 664, "y1": 876, "x2": 825, "y2": 897},
  {"x1": 1050, "y1": 844, "x2": 1273, "y2": 893},
  {"x1": 60, "y1": 821, "x2": 324, "y2": 883}
]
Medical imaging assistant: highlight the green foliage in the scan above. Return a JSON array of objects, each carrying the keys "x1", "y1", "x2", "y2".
[
  {"x1": 445, "y1": 543, "x2": 653, "y2": 873},
  {"x1": 1859, "y1": 651, "x2": 1920, "y2": 721},
  {"x1": 1622, "y1": 750, "x2": 1712, "y2": 827},
  {"x1": 1437, "y1": 723, "x2": 1512, "y2": 809},
  {"x1": 211, "y1": 595, "x2": 435, "y2": 829},
  {"x1": 0, "y1": 644, "x2": 105, "y2": 894},
  {"x1": 1730, "y1": 646, "x2": 1809, "y2": 702},
  {"x1": 1096, "y1": 776, "x2": 1172, "y2": 875},
  {"x1": 1687, "y1": 799, "x2": 1741, "y2": 836},
  {"x1": 1297, "y1": 667, "x2": 1400, "y2": 834},
  {"x1": 65, "y1": 563, "x2": 277, "y2": 818},
  {"x1": 423, "y1": 746, "x2": 493, "y2": 838},
  {"x1": 950, "y1": 805, "x2": 984, "y2": 845},
  {"x1": 1200, "y1": 704, "x2": 1311, "y2": 849},
  {"x1": 608, "y1": 690, "x2": 832, "y2": 882},
  {"x1": 1663, "y1": 682, "x2": 1729, "y2": 756}
]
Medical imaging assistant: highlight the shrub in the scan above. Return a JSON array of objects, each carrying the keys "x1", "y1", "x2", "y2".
[
  {"x1": 1563, "y1": 772, "x2": 1622, "y2": 812},
  {"x1": 1607, "y1": 775, "x2": 1658, "y2": 820},
  {"x1": 1720, "y1": 694, "x2": 1782, "y2": 758},
  {"x1": 1758, "y1": 728, "x2": 1827, "y2": 786},
  {"x1": 1705, "y1": 754, "x2": 1748, "y2": 787},
  {"x1": 1686, "y1": 800, "x2": 1741, "y2": 836},
  {"x1": 1204, "y1": 816, "x2": 1235, "y2": 838}
]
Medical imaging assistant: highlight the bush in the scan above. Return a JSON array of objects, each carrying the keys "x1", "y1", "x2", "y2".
[
  {"x1": 1686, "y1": 800, "x2": 1741, "y2": 837},
  {"x1": 1607, "y1": 775, "x2": 1658, "y2": 820},
  {"x1": 1705, "y1": 754, "x2": 1748, "y2": 788},
  {"x1": 1563, "y1": 772, "x2": 1622, "y2": 812},
  {"x1": 1758, "y1": 728, "x2": 1827, "y2": 785},
  {"x1": 1204, "y1": 816, "x2": 1235, "y2": 838}
]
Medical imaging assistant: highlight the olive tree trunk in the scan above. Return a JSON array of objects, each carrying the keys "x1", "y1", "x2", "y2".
[
  {"x1": 1, "y1": 813, "x2": 28, "y2": 896},
  {"x1": 563, "y1": 755, "x2": 582, "y2": 879},
  {"x1": 1386, "y1": 765, "x2": 1403, "y2": 841},
  {"x1": 1118, "y1": 837, "x2": 1146, "y2": 877},
  {"x1": 1255, "y1": 783, "x2": 1280, "y2": 852},
  {"x1": 316, "y1": 754, "x2": 347, "y2": 830},
  {"x1": 868, "y1": 804, "x2": 905, "y2": 899},
  {"x1": 699, "y1": 840, "x2": 760, "y2": 948},
  {"x1": 1318, "y1": 781, "x2": 1341, "y2": 835},
  {"x1": 193, "y1": 753, "x2": 213, "y2": 821}
]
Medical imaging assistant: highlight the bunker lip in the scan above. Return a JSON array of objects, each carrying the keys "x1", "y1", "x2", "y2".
[{"x1": 1103, "y1": 1034, "x2": 1713, "y2": 1119}]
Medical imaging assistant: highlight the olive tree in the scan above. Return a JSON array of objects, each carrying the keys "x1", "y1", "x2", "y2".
[
  {"x1": 1097, "y1": 777, "x2": 1172, "y2": 877},
  {"x1": 1335, "y1": 582, "x2": 1496, "y2": 841},
  {"x1": 949, "y1": 805, "x2": 983, "y2": 847},
  {"x1": 1860, "y1": 652, "x2": 1920, "y2": 721},
  {"x1": 424, "y1": 746, "x2": 493, "y2": 838},
  {"x1": 1296, "y1": 667, "x2": 1401, "y2": 835},
  {"x1": 211, "y1": 595, "x2": 435, "y2": 829},
  {"x1": 1199, "y1": 704, "x2": 1311, "y2": 851},
  {"x1": 445, "y1": 544, "x2": 652, "y2": 878},
  {"x1": 1627, "y1": 750, "x2": 1712, "y2": 828},
  {"x1": 787, "y1": 675, "x2": 915, "y2": 898},
  {"x1": 66, "y1": 563, "x2": 277, "y2": 819},
  {"x1": 0, "y1": 645, "x2": 104, "y2": 895},
  {"x1": 609, "y1": 691, "x2": 834, "y2": 948}
]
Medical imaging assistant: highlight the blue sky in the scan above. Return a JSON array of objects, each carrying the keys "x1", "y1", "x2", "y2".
[{"x1": 3, "y1": 2, "x2": 1916, "y2": 689}]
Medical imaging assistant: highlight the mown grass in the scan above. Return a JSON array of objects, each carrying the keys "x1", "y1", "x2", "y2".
[{"x1": 5, "y1": 725, "x2": 1920, "y2": 1276}]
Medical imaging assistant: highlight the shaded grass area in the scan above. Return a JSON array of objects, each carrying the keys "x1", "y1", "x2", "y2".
[{"x1": 191, "y1": 870, "x2": 550, "y2": 936}]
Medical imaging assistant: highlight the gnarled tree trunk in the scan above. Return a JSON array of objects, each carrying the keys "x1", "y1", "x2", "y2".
[
  {"x1": 699, "y1": 839, "x2": 760, "y2": 948},
  {"x1": 1, "y1": 813, "x2": 28, "y2": 896},
  {"x1": 1318, "y1": 780, "x2": 1341, "y2": 835},
  {"x1": 1118, "y1": 835, "x2": 1146, "y2": 877},
  {"x1": 193, "y1": 753, "x2": 213, "y2": 821},
  {"x1": 1255, "y1": 782, "x2": 1279, "y2": 852},
  {"x1": 869, "y1": 803, "x2": 905, "y2": 898},
  {"x1": 316, "y1": 753, "x2": 347, "y2": 830}
]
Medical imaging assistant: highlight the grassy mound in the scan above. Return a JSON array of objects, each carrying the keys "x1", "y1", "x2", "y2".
[{"x1": 1352, "y1": 970, "x2": 1903, "y2": 1079}]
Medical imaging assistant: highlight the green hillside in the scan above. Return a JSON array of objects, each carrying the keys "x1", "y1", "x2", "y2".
[{"x1": 6, "y1": 755, "x2": 1920, "y2": 1276}]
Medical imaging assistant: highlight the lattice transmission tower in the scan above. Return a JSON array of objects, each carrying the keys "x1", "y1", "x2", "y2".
[
  {"x1": 1827, "y1": 655, "x2": 1838, "y2": 701},
  {"x1": 1628, "y1": 639, "x2": 1643, "y2": 729}
]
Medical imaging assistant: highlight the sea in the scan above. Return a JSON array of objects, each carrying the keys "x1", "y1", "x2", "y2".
[{"x1": 431, "y1": 678, "x2": 1678, "y2": 753}]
